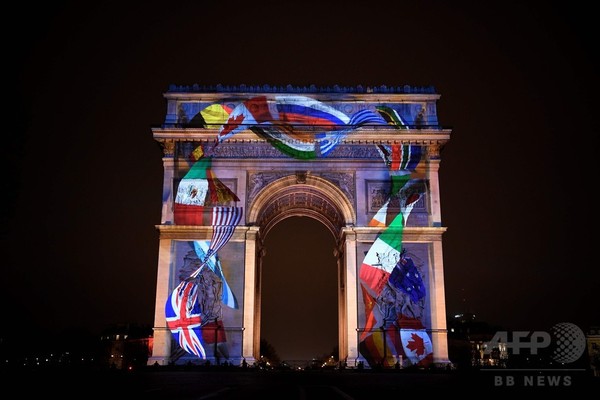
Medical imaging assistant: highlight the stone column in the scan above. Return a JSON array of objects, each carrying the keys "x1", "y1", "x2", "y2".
[
  {"x1": 161, "y1": 156, "x2": 175, "y2": 224},
  {"x1": 155, "y1": 139, "x2": 176, "y2": 224},
  {"x1": 429, "y1": 239, "x2": 450, "y2": 364},
  {"x1": 334, "y1": 244, "x2": 347, "y2": 363},
  {"x1": 427, "y1": 147, "x2": 442, "y2": 226},
  {"x1": 426, "y1": 145, "x2": 450, "y2": 364},
  {"x1": 342, "y1": 227, "x2": 359, "y2": 367},
  {"x1": 148, "y1": 237, "x2": 173, "y2": 365},
  {"x1": 242, "y1": 226, "x2": 259, "y2": 364}
]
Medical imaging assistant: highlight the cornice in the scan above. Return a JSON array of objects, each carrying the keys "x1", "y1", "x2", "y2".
[
  {"x1": 152, "y1": 127, "x2": 451, "y2": 143},
  {"x1": 156, "y1": 224, "x2": 447, "y2": 242},
  {"x1": 164, "y1": 93, "x2": 442, "y2": 102},
  {"x1": 156, "y1": 224, "x2": 253, "y2": 240},
  {"x1": 351, "y1": 226, "x2": 448, "y2": 242}
]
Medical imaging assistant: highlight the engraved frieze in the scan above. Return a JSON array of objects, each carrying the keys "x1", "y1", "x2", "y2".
[
  {"x1": 175, "y1": 142, "x2": 386, "y2": 160},
  {"x1": 158, "y1": 139, "x2": 175, "y2": 157},
  {"x1": 247, "y1": 171, "x2": 356, "y2": 214},
  {"x1": 427, "y1": 144, "x2": 441, "y2": 159},
  {"x1": 247, "y1": 171, "x2": 290, "y2": 206},
  {"x1": 319, "y1": 172, "x2": 355, "y2": 206},
  {"x1": 256, "y1": 191, "x2": 344, "y2": 230}
]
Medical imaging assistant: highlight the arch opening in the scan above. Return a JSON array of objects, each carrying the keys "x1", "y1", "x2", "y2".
[
  {"x1": 250, "y1": 175, "x2": 355, "y2": 366},
  {"x1": 247, "y1": 172, "x2": 356, "y2": 366},
  {"x1": 260, "y1": 216, "x2": 338, "y2": 364},
  {"x1": 248, "y1": 174, "x2": 356, "y2": 235}
]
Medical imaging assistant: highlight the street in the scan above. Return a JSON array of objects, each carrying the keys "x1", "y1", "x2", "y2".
[{"x1": 9, "y1": 367, "x2": 598, "y2": 398}]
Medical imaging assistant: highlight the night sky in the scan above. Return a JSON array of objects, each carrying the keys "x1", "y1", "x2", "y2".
[{"x1": 3, "y1": 1, "x2": 598, "y2": 359}]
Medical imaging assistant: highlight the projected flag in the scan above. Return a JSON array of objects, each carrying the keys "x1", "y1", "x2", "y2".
[
  {"x1": 189, "y1": 104, "x2": 233, "y2": 128},
  {"x1": 165, "y1": 281, "x2": 206, "y2": 359},
  {"x1": 218, "y1": 95, "x2": 388, "y2": 159},
  {"x1": 174, "y1": 147, "x2": 240, "y2": 226},
  {"x1": 193, "y1": 240, "x2": 238, "y2": 309},
  {"x1": 168, "y1": 142, "x2": 243, "y2": 359},
  {"x1": 401, "y1": 329, "x2": 434, "y2": 365},
  {"x1": 357, "y1": 140, "x2": 432, "y2": 367},
  {"x1": 170, "y1": 94, "x2": 436, "y2": 366}
]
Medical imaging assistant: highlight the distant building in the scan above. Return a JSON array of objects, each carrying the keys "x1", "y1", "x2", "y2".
[
  {"x1": 447, "y1": 312, "x2": 507, "y2": 368},
  {"x1": 587, "y1": 326, "x2": 600, "y2": 377},
  {"x1": 99, "y1": 324, "x2": 153, "y2": 370},
  {"x1": 470, "y1": 340, "x2": 508, "y2": 368}
]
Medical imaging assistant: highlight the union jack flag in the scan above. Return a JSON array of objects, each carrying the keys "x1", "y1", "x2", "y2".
[{"x1": 165, "y1": 280, "x2": 206, "y2": 358}]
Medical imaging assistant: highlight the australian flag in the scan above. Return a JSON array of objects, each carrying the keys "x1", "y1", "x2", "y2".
[
  {"x1": 388, "y1": 252, "x2": 426, "y2": 303},
  {"x1": 165, "y1": 281, "x2": 206, "y2": 358}
]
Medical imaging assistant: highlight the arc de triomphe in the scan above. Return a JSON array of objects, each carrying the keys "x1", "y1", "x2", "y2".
[{"x1": 148, "y1": 84, "x2": 451, "y2": 368}]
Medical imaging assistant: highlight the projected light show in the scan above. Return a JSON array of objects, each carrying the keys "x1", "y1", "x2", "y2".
[{"x1": 155, "y1": 85, "x2": 447, "y2": 368}]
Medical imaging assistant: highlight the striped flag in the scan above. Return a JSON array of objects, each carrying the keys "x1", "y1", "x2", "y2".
[
  {"x1": 193, "y1": 240, "x2": 238, "y2": 309},
  {"x1": 174, "y1": 151, "x2": 240, "y2": 226},
  {"x1": 168, "y1": 145, "x2": 243, "y2": 358},
  {"x1": 189, "y1": 104, "x2": 232, "y2": 128},
  {"x1": 219, "y1": 95, "x2": 388, "y2": 159},
  {"x1": 358, "y1": 142, "x2": 430, "y2": 366},
  {"x1": 198, "y1": 206, "x2": 243, "y2": 266},
  {"x1": 218, "y1": 96, "x2": 274, "y2": 140},
  {"x1": 360, "y1": 209, "x2": 405, "y2": 291},
  {"x1": 368, "y1": 199, "x2": 392, "y2": 228},
  {"x1": 359, "y1": 325, "x2": 407, "y2": 368},
  {"x1": 359, "y1": 212, "x2": 405, "y2": 344},
  {"x1": 368, "y1": 178, "x2": 425, "y2": 230},
  {"x1": 275, "y1": 95, "x2": 350, "y2": 127},
  {"x1": 375, "y1": 144, "x2": 422, "y2": 172},
  {"x1": 376, "y1": 105, "x2": 409, "y2": 129},
  {"x1": 360, "y1": 284, "x2": 380, "y2": 342}
]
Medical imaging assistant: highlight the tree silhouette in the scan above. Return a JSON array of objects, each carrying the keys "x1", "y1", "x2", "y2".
[{"x1": 259, "y1": 338, "x2": 280, "y2": 365}]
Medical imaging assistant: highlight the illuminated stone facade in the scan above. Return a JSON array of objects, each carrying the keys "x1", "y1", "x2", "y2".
[{"x1": 148, "y1": 85, "x2": 451, "y2": 367}]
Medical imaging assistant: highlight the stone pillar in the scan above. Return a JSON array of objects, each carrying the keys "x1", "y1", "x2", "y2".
[
  {"x1": 429, "y1": 239, "x2": 450, "y2": 364},
  {"x1": 427, "y1": 147, "x2": 442, "y2": 226},
  {"x1": 242, "y1": 226, "x2": 259, "y2": 364},
  {"x1": 335, "y1": 244, "x2": 347, "y2": 363},
  {"x1": 342, "y1": 227, "x2": 359, "y2": 367},
  {"x1": 161, "y1": 157, "x2": 175, "y2": 224},
  {"x1": 148, "y1": 237, "x2": 173, "y2": 365},
  {"x1": 426, "y1": 145, "x2": 450, "y2": 364}
]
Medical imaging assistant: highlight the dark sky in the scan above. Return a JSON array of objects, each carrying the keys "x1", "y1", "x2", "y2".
[{"x1": 3, "y1": 1, "x2": 598, "y2": 357}]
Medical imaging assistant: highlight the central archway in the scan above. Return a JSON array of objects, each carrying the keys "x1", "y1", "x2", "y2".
[
  {"x1": 248, "y1": 174, "x2": 356, "y2": 363},
  {"x1": 260, "y1": 216, "x2": 338, "y2": 362}
]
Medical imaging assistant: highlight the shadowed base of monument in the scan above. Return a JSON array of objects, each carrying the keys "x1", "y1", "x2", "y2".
[{"x1": 6, "y1": 366, "x2": 597, "y2": 397}]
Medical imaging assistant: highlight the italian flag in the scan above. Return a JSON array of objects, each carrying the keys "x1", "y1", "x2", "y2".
[
  {"x1": 360, "y1": 173, "x2": 411, "y2": 336},
  {"x1": 359, "y1": 212, "x2": 405, "y2": 297}
]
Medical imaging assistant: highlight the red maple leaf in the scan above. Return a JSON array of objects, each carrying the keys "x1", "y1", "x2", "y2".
[
  {"x1": 406, "y1": 333, "x2": 426, "y2": 356},
  {"x1": 220, "y1": 114, "x2": 245, "y2": 137}
]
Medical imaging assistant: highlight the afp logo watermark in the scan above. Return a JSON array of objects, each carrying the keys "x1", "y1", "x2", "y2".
[
  {"x1": 485, "y1": 322, "x2": 588, "y2": 388},
  {"x1": 484, "y1": 322, "x2": 586, "y2": 363}
]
